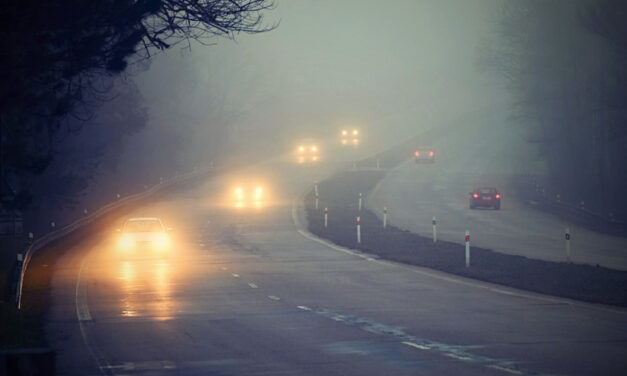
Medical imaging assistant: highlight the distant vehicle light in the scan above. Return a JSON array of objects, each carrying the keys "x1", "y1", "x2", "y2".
[
  {"x1": 298, "y1": 146, "x2": 305, "y2": 152},
  {"x1": 341, "y1": 139, "x2": 347, "y2": 145},
  {"x1": 312, "y1": 145, "x2": 318, "y2": 152},
  {"x1": 342, "y1": 130, "x2": 348, "y2": 136},
  {"x1": 429, "y1": 151, "x2": 434, "y2": 157},
  {"x1": 473, "y1": 193, "x2": 479, "y2": 198},
  {"x1": 353, "y1": 130, "x2": 358, "y2": 135},
  {"x1": 496, "y1": 194, "x2": 501, "y2": 199},
  {"x1": 415, "y1": 151, "x2": 420, "y2": 156}
]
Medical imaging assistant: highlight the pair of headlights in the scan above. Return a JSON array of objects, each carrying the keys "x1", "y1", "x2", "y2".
[{"x1": 119, "y1": 233, "x2": 169, "y2": 251}]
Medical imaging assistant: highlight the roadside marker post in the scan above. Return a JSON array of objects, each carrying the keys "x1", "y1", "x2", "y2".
[
  {"x1": 14, "y1": 254, "x2": 24, "y2": 304},
  {"x1": 383, "y1": 207, "x2": 387, "y2": 229},
  {"x1": 358, "y1": 192, "x2": 362, "y2": 211},
  {"x1": 432, "y1": 216, "x2": 437, "y2": 243},
  {"x1": 357, "y1": 216, "x2": 361, "y2": 244},
  {"x1": 465, "y1": 230, "x2": 470, "y2": 267},
  {"x1": 565, "y1": 228, "x2": 571, "y2": 262},
  {"x1": 376, "y1": 158, "x2": 380, "y2": 170},
  {"x1": 315, "y1": 193, "x2": 319, "y2": 210},
  {"x1": 324, "y1": 207, "x2": 328, "y2": 228},
  {"x1": 314, "y1": 182, "x2": 318, "y2": 197}
]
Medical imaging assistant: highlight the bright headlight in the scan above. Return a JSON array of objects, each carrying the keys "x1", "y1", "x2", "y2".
[
  {"x1": 353, "y1": 129, "x2": 358, "y2": 135},
  {"x1": 298, "y1": 146, "x2": 305, "y2": 152},
  {"x1": 342, "y1": 130, "x2": 347, "y2": 136},
  {"x1": 254, "y1": 186, "x2": 263, "y2": 199},
  {"x1": 311, "y1": 145, "x2": 318, "y2": 152}
]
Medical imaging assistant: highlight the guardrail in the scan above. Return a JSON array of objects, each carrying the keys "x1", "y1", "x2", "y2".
[
  {"x1": 525, "y1": 175, "x2": 627, "y2": 235},
  {"x1": 15, "y1": 165, "x2": 213, "y2": 309}
]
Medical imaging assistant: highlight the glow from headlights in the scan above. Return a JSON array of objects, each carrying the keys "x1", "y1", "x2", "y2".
[
  {"x1": 311, "y1": 145, "x2": 317, "y2": 152},
  {"x1": 119, "y1": 234, "x2": 134, "y2": 251},
  {"x1": 153, "y1": 233, "x2": 169, "y2": 250},
  {"x1": 341, "y1": 139, "x2": 347, "y2": 144},
  {"x1": 342, "y1": 130, "x2": 348, "y2": 135},
  {"x1": 234, "y1": 187, "x2": 244, "y2": 200},
  {"x1": 298, "y1": 146, "x2": 305, "y2": 152},
  {"x1": 254, "y1": 186, "x2": 263, "y2": 199},
  {"x1": 353, "y1": 129, "x2": 358, "y2": 135}
]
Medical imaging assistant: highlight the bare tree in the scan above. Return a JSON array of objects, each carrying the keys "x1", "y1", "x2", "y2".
[{"x1": 0, "y1": 0, "x2": 275, "y2": 209}]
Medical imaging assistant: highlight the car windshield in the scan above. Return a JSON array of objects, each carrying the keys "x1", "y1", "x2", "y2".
[
  {"x1": 478, "y1": 188, "x2": 496, "y2": 194},
  {"x1": 123, "y1": 220, "x2": 163, "y2": 232}
]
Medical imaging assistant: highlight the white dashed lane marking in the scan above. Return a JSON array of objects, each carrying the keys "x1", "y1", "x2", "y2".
[
  {"x1": 268, "y1": 295, "x2": 281, "y2": 301},
  {"x1": 402, "y1": 341, "x2": 430, "y2": 351},
  {"x1": 232, "y1": 273, "x2": 239, "y2": 278},
  {"x1": 248, "y1": 283, "x2": 258, "y2": 289}
]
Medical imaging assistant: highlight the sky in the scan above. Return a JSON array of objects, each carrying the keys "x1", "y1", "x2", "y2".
[{"x1": 134, "y1": 0, "x2": 506, "y2": 157}]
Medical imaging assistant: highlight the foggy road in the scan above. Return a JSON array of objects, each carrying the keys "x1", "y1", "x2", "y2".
[
  {"x1": 366, "y1": 112, "x2": 627, "y2": 271},
  {"x1": 6, "y1": 1, "x2": 627, "y2": 375},
  {"x1": 45, "y1": 149, "x2": 627, "y2": 376}
]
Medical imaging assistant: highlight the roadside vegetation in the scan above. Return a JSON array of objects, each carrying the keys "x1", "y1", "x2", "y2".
[{"x1": 480, "y1": 0, "x2": 627, "y2": 221}]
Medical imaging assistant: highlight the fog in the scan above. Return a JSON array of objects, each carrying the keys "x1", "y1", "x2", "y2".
[
  {"x1": 135, "y1": 0, "x2": 505, "y2": 156},
  {"x1": 22, "y1": 0, "x2": 514, "y2": 232}
]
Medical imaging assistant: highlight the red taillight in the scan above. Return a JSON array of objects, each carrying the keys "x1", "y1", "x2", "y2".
[
  {"x1": 473, "y1": 193, "x2": 479, "y2": 198},
  {"x1": 429, "y1": 151, "x2": 434, "y2": 157},
  {"x1": 415, "y1": 151, "x2": 419, "y2": 156},
  {"x1": 496, "y1": 194, "x2": 501, "y2": 199}
]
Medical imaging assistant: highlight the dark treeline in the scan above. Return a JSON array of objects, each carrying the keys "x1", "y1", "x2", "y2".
[
  {"x1": 0, "y1": 0, "x2": 274, "y2": 222},
  {"x1": 481, "y1": 0, "x2": 627, "y2": 220}
]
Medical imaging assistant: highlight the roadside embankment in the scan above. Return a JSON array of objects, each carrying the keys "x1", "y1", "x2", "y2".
[{"x1": 305, "y1": 170, "x2": 627, "y2": 307}]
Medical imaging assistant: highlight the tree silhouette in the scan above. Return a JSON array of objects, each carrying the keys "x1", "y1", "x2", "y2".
[{"x1": 0, "y1": 0, "x2": 275, "y2": 208}]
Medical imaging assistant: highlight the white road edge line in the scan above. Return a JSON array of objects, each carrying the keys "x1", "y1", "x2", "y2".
[
  {"x1": 291, "y1": 188, "x2": 627, "y2": 314},
  {"x1": 76, "y1": 252, "x2": 113, "y2": 375}
]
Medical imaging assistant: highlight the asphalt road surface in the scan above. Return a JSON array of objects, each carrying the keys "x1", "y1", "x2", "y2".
[
  {"x1": 45, "y1": 146, "x2": 627, "y2": 376},
  {"x1": 366, "y1": 115, "x2": 627, "y2": 271}
]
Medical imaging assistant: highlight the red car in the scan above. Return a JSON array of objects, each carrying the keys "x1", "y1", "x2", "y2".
[{"x1": 469, "y1": 187, "x2": 501, "y2": 210}]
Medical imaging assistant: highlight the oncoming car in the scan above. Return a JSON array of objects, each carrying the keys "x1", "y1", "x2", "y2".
[
  {"x1": 341, "y1": 129, "x2": 359, "y2": 146},
  {"x1": 414, "y1": 147, "x2": 435, "y2": 163},
  {"x1": 469, "y1": 187, "x2": 501, "y2": 210},
  {"x1": 233, "y1": 184, "x2": 265, "y2": 208},
  {"x1": 116, "y1": 217, "x2": 171, "y2": 257},
  {"x1": 296, "y1": 139, "x2": 320, "y2": 163}
]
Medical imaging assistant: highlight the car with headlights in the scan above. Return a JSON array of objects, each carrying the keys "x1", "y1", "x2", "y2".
[
  {"x1": 414, "y1": 147, "x2": 435, "y2": 163},
  {"x1": 233, "y1": 184, "x2": 265, "y2": 208},
  {"x1": 341, "y1": 128, "x2": 360, "y2": 146},
  {"x1": 469, "y1": 187, "x2": 501, "y2": 210},
  {"x1": 296, "y1": 138, "x2": 320, "y2": 163},
  {"x1": 116, "y1": 217, "x2": 171, "y2": 257}
]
